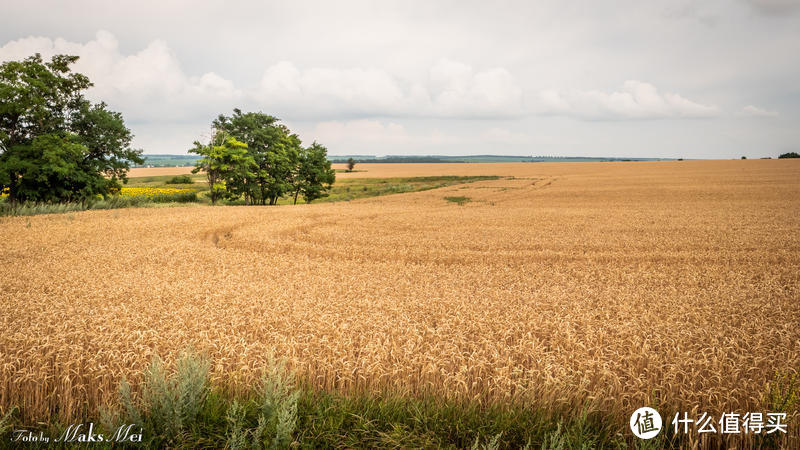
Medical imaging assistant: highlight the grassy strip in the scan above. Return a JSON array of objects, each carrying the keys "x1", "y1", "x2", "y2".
[
  {"x1": 220, "y1": 176, "x2": 501, "y2": 205},
  {"x1": 297, "y1": 175, "x2": 500, "y2": 204},
  {"x1": 1, "y1": 352, "x2": 794, "y2": 449},
  {"x1": 0, "y1": 352, "x2": 623, "y2": 449},
  {"x1": 0, "y1": 193, "x2": 199, "y2": 217}
]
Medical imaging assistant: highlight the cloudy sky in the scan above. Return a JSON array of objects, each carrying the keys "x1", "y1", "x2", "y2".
[{"x1": 2, "y1": 0, "x2": 799, "y2": 158}]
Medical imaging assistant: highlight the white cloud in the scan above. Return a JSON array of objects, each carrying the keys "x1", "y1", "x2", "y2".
[
  {"x1": 0, "y1": 31, "x2": 241, "y2": 121},
  {"x1": 536, "y1": 80, "x2": 719, "y2": 120},
  {"x1": 1, "y1": 32, "x2": 720, "y2": 125},
  {"x1": 300, "y1": 119, "x2": 461, "y2": 154},
  {"x1": 256, "y1": 59, "x2": 525, "y2": 119},
  {"x1": 1, "y1": 1, "x2": 798, "y2": 159},
  {"x1": 740, "y1": 104, "x2": 779, "y2": 117},
  {"x1": 312, "y1": 120, "x2": 410, "y2": 144},
  {"x1": 428, "y1": 59, "x2": 524, "y2": 117},
  {"x1": 258, "y1": 62, "x2": 406, "y2": 117}
]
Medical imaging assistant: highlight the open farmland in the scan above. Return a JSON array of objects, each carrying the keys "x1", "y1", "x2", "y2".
[
  {"x1": 2, "y1": 160, "x2": 800, "y2": 446},
  {"x1": 128, "y1": 161, "x2": 661, "y2": 179}
]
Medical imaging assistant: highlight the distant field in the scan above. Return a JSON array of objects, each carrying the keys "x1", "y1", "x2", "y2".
[
  {"x1": 128, "y1": 160, "x2": 738, "y2": 179},
  {"x1": 2, "y1": 159, "x2": 799, "y2": 446},
  {"x1": 127, "y1": 166, "x2": 196, "y2": 177}
]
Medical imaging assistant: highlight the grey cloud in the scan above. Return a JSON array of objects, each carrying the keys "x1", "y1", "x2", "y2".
[
  {"x1": 536, "y1": 81, "x2": 719, "y2": 120},
  {"x1": 747, "y1": 0, "x2": 800, "y2": 15},
  {"x1": 1, "y1": 1, "x2": 798, "y2": 158}
]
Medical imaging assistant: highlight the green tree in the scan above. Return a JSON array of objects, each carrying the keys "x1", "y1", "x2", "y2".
[
  {"x1": 197, "y1": 109, "x2": 334, "y2": 206},
  {"x1": 0, "y1": 53, "x2": 143, "y2": 204},
  {"x1": 778, "y1": 152, "x2": 799, "y2": 159},
  {"x1": 346, "y1": 157, "x2": 356, "y2": 172},
  {"x1": 294, "y1": 142, "x2": 336, "y2": 204},
  {"x1": 266, "y1": 125, "x2": 302, "y2": 205},
  {"x1": 213, "y1": 110, "x2": 302, "y2": 205},
  {"x1": 190, "y1": 134, "x2": 252, "y2": 205},
  {"x1": 213, "y1": 110, "x2": 276, "y2": 204}
]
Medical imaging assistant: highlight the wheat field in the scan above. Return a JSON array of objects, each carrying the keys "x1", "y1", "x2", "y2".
[{"x1": 1, "y1": 160, "x2": 799, "y2": 438}]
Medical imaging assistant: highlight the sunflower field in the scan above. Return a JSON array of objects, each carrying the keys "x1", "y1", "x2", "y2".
[{"x1": 118, "y1": 187, "x2": 198, "y2": 203}]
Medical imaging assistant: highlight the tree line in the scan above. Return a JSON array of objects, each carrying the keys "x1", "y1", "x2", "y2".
[
  {"x1": 0, "y1": 53, "x2": 335, "y2": 206},
  {"x1": 191, "y1": 110, "x2": 335, "y2": 205}
]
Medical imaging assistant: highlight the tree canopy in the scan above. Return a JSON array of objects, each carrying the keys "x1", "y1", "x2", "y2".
[
  {"x1": 0, "y1": 53, "x2": 143, "y2": 203},
  {"x1": 193, "y1": 110, "x2": 335, "y2": 205}
]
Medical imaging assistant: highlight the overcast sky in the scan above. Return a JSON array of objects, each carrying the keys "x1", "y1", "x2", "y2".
[{"x1": 2, "y1": 0, "x2": 799, "y2": 158}]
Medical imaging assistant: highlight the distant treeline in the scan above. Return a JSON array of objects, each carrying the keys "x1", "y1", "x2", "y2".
[
  {"x1": 135, "y1": 153, "x2": 800, "y2": 166},
  {"x1": 138, "y1": 154, "x2": 676, "y2": 166},
  {"x1": 328, "y1": 155, "x2": 674, "y2": 163}
]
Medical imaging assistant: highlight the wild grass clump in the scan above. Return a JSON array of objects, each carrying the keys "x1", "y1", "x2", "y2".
[
  {"x1": 764, "y1": 368, "x2": 799, "y2": 415},
  {"x1": 226, "y1": 357, "x2": 299, "y2": 449},
  {"x1": 0, "y1": 406, "x2": 16, "y2": 436},
  {"x1": 100, "y1": 352, "x2": 299, "y2": 448},
  {"x1": 102, "y1": 351, "x2": 211, "y2": 447}
]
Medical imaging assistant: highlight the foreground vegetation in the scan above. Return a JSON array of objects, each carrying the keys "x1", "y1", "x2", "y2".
[
  {"x1": 1, "y1": 352, "x2": 793, "y2": 448},
  {"x1": 3, "y1": 352, "x2": 608, "y2": 449}
]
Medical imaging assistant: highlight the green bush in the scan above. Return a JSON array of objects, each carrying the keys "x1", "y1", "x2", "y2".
[
  {"x1": 148, "y1": 191, "x2": 198, "y2": 203},
  {"x1": 778, "y1": 152, "x2": 800, "y2": 159},
  {"x1": 168, "y1": 175, "x2": 195, "y2": 184}
]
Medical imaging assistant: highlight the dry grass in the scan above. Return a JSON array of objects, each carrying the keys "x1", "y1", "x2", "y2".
[{"x1": 1, "y1": 160, "x2": 799, "y2": 442}]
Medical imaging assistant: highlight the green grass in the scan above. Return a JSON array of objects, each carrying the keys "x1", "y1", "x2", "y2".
[
  {"x1": 444, "y1": 195, "x2": 471, "y2": 205},
  {"x1": 292, "y1": 175, "x2": 499, "y2": 204},
  {"x1": 221, "y1": 176, "x2": 500, "y2": 205}
]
